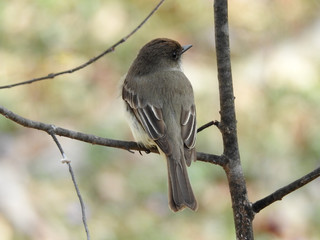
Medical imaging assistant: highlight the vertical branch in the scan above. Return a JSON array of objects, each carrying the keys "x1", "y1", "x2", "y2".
[{"x1": 214, "y1": 0, "x2": 254, "y2": 239}]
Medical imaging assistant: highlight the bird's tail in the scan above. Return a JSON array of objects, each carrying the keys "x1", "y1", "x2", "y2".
[{"x1": 166, "y1": 154, "x2": 197, "y2": 212}]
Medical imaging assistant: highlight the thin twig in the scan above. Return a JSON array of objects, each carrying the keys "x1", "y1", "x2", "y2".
[
  {"x1": 252, "y1": 166, "x2": 320, "y2": 213},
  {"x1": 48, "y1": 131, "x2": 90, "y2": 240},
  {"x1": 49, "y1": 126, "x2": 70, "y2": 162},
  {"x1": 197, "y1": 120, "x2": 219, "y2": 133},
  {"x1": 196, "y1": 152, "x2": 225, "y2": 166},
  {"x1": 67, "y1": 162, "x2": 91, "y2": 240},
  {"x1": 0, "y1": 105, "x2": 224, "y2": 165},
  {"x1": 0, "y1": 0, "x2": 165, "y2": 89}
]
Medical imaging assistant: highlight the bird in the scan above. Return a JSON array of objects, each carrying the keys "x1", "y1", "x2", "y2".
[{"x1": 122, "y1": 38, "x2": 197, "y2": 212}]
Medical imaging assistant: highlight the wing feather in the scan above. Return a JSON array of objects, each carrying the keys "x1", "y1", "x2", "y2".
[
  {"x1": 181, "y1": 105, "x2": 196, "y2": 149},
  {"x1": 123, "y1": 82, "x2": 171, "y2": 153}
]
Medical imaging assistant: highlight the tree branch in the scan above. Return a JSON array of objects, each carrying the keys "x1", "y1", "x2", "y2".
[
  {"x1": 0, "y1": 105, "x2": 224, "y2": 166},
  {"x1": 0, "y1": 0, "x2": 165, "y2": 89},
  {"x1": 197, "y1": 120, "x2": 220, "y2": 133},
  {"x1": 214, "y1": 0, "x2": 254, "y2": 239},
  {"x1": 49, "y1": 132, "x2": 90, "y2": 240},
  {"x1": 252, "y1": 166, "x2": 320, "y2": 213}
]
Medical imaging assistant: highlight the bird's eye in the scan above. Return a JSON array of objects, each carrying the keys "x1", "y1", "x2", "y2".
[{"x1": 172, "y1": 51, "x2": 178, "y2": 60}]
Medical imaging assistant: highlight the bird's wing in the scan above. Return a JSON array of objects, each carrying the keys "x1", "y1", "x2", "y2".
[
  {"x1": 180, "y1": 105, "x2": 196, "y2": 148},
  {"x1": 122, "y1": 82, "x2": 172, "y2": 154},
  {"x1": 180, "y1": 105, "x2": 196, "y2": 166}
]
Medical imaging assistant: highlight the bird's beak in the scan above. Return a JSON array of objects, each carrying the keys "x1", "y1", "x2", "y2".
[{"x1": 181, "y1": 44, "x2": 192, "y2": 54}]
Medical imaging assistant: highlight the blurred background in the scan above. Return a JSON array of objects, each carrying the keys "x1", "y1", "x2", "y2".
[{"x1": 1, "y1": 0, "x2": 320, "y2": 239}]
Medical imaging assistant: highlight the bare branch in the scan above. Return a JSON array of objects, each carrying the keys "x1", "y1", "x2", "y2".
[
  {"x1": 0, "y1": 105, "x2": 224, "y2": 166},
  {"x1": 0, "y1": 0, "x2": 165, "y2": 89},
  {"x1": 252, "y1": 166, "x2": 320, "y2": 213},
  {"x1": 196, "y1": 152, "x2": 226, "y2": 166},
  {"x1": 49, "y1": 132, "x2": 90, "y2": 239},
  {"x1": 67, "y1": 162, "x2": 91, "y2": 240},
  {"x1": 49, "y1": 129, "x2": 70, "y2": 163},
  {"x1": 0, "y1": 105, "x2": 143, "y2": 151},
  {"x1": 197, "y1": 120, "x2": 220, "y2": 133},
  {"x1": 214, "y1": 0, "x2": 254, "y2": 238}
]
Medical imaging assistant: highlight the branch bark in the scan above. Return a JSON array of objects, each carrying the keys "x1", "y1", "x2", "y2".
[
  {"x1": 0, "y1": 105, "x2": 224, "y2": 166},
  {"x1": 214, "y1": 0, "x2": 254, "y2": 239},
  {"x1": 0, "y1": 0, "x2": 165, "y2": 89},
  {"x1": 252, "y1": 166, "x2": 320, "y2": 213}
]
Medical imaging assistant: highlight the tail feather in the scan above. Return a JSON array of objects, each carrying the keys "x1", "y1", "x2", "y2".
[{"x1": 167, "y1": 155, "x2": 197, "y2": 212}]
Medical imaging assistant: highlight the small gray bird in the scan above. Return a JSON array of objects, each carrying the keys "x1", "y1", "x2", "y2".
[{"x1": 122, "y1": 38, "x2": 197, "y2": 212}]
